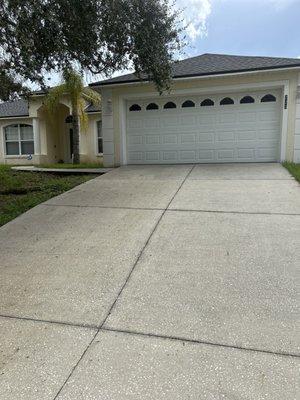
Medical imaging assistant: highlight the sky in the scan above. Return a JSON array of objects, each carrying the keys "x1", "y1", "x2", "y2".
[
  {"x1": 46, "y1": 0, "x2": 300, "y2": 87},
  {"x1": 177, "y1": 0, "x2": 300, "y2": 58}
]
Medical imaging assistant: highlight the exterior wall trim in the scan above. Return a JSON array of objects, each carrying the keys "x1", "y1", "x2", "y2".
[
  {"x1": 293, "y1": 72, "x2": 300, "y2": 162},
  {"x1": 0, "y1": 115, "x2": 30, "y2": 120},
  {"x1": 119, "y1": 80, "x2": 290, "y2": 165}
]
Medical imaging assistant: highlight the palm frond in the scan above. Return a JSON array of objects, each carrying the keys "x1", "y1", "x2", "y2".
[
  {"x1": 82, "y1": 87, "x2": 101, "y2": 107},
  {"x1": 44, "y1": 84, "x2": 67, "y2": 116},
  {"x1": 63, "y1": 69, "x2": 84, "y2": 108}
]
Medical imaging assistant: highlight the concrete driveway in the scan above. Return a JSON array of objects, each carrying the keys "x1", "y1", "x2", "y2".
[{"x1": 0, "y1": 163, "x2": 299, "y2": 399}]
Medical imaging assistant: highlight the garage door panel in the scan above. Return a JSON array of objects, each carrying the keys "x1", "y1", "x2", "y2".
[
  {"x1": 216, "y1": 132, "x2": 235, "y2": 142},
  {"x1": 144, "y1": 118, "x2": 160, "y2": 128},
  {"x1": 237, "y1": 148, "x2": 256, "y2": 160},
  {"x1": 238, "y1": 111, "x2": 257, "y2": 122},
  {"x1": 126, "y1": 90, "x2": 281, "y2": 164},
  {"x1": 145, "y1": 135, "x2": 160, "y2": 145},
  {"x1": 161, "y1": 116, "x2": 179, "y2": 127},
  {"x1": 215, "y1": 123, "x2": 236, "y2": 132},
  {"x1": 257, "y1": 147, "x2": 279, "y2": 160},
  {"x1": 218, "y1": 113, "x2": 237, "y2": 123},
  {"x1": 180, "y1": 150, "x2": 197, "y2": 161},
  {"x1": 198, "y1": 133, "x2": 214, "y2": 142},
  {"x1": 258, "y1": 130, "x2": 280, "y2": 140},
  {"x1": 145, "y1": 151, "x2": 160, "y2": 162},
  {"x1": 259, "y1": 111, "x2": 279, "y2": 122},
  {"x1": 128, "y1": 135, "x2": 143, "y2": 145},
  {"x1": 128, "y1": 152, "x2": 143, "y2": 162},
  {"x1": 198, "y1": 115, "x2": 215, "y2": 125},
  {"x1": 180, "y1": 115, "x2": 198, "y2": 125},
  {"x1": 216, "y1": 149, "x2": 235, "y2": 160},
  {"x1": 199, "y1": 150, "x2": 214, "y2": 161},
  {"x1": 237, "y1": 130, "x2": 257, "y2": 140},
  {"x1": 180, "y1": 133, "x2": 196, "y2": 144},
  {"x1": 162, "y1": 151, "x2": 178, "y2": 162},
  {"x1": 162, "y1": 134, "x2": 177, "y2": 144}
]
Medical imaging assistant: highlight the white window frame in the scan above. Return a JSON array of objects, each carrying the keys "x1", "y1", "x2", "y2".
[
  {"x1": 96, "y1": 120, "x2": 103, "y2": 155},
  {"x1": 4, "y1": 124, "x2": 35, "y2": 157}
]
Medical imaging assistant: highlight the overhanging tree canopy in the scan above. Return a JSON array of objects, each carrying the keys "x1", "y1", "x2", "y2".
[{"x1": 0, "y1": 0, "x2": 183, "y2": 100}]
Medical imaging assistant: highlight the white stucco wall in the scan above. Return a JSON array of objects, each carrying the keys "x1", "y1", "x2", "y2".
[{"x1": 0, "y1": 95, "x2": 102, "y2": 165}]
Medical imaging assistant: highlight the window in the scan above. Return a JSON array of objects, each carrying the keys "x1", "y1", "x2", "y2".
[
  {"x1": 201, "y1": 99, "x2": 214, "y2": 107},
  {"x1": 146, "y1": 103, "x2": 159, "y2": 110},
  {"x1": 65, "y1": 115, "x2": 73, "y2": 123},
  {"x1": 261, "y1": 94, "x2": 276, "y2": 103},
  {"x1": 129, "y1": 104, "x2": 141, "y2": 111},
  {"x1": 4, "y1": 124, "x2": 34, "y2": 156},
  {"x1": 97, "y1": 121, "x2": 103, "y2": 154},
  {"x1": 240, "y1": 96, "x2": 255, "y2": 104},
  {"x1": 220, "y1": 97, "x2": 234, "y2": 105},
  {"x1": 163, "y1": 101, "x2": 176, "y2": 109},
  {"x1": 182, "y1": 100, "x2": 195, "y2": 108}
]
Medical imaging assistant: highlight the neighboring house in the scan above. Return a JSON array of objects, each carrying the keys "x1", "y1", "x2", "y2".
[
  {"x1": 1, "y1": 53, "x2": 300, "y2": 166},
  {"x1": 0, "y1": 93, "x2": 102, "y2": 165}
]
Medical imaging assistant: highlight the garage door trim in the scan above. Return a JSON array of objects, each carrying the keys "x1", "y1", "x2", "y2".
[{"x1": 119, "y1": 80, "x2": 289, "y2": 165}]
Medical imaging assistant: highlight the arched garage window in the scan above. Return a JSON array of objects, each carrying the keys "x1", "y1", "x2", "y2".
[
  {"x1": 129, "y1": 104, "x2": 141, "y2": 111},
  {"x1": 163, "y1": 101, "x2": 176, "y2": 109},
  {"x1": 201, "y1": 99, "x2": 214, "y2": 107},
  {"x1": 261, "y1": 94, "x2": 276, "y2": 103},
  {"x1": 220, "y1": 97, "x2": 234, "y2": 105},
  {"x1": 240, "y1": 96, "x2": 255, "y2": 104},
  {"x1": 146, "y1": 103, "x2": 159, "y2": 110},
  {"x1": 182, "y1": 100, "x2": 195, "y2": 108},
  {"x1": 4, "y1": 124, "x2": 34, "y2": 155}
]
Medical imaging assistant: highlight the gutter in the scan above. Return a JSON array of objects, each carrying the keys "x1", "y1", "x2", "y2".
[
  {"x1": 0, "y1": 114, "x2": 30, "y2": 120},
  {"x1": 89, "y1": 65, "x2": 300, "y2": 88}
]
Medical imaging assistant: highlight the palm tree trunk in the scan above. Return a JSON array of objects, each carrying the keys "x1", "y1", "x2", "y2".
[{"x1": 72, "y1": 108, "x2": 80, "y2": 164}]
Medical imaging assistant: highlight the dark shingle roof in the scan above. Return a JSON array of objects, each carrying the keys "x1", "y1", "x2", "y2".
[
  {"x1": 86, "y1": 103, "x2": 101, "y2": 113},
  {"x1": 0, "y1": 99, "x2": 29, "y2": 118},
  {"x1": 90, "y1": 53, "x2": 300, "y2": 86},
  {"x1": 0, "y1": 98, "x2": 100, "y2": 118}
]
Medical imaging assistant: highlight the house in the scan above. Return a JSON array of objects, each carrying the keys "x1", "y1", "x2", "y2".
[
  {"x1": 1, "y1": 53, "x2": 300, "y2": 166},
  {"x1": 0, "y1": 93, "x2": 102, "y2": 165}
]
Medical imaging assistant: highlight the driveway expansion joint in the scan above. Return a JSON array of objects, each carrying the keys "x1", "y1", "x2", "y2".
[
  {"x1": 167, "y1": 208, "x2": 300, "y2": 216},
  {"x1": 51, "y1": 164, "x2": 196, "y2": 399},
  {"x1": 99, "y1": 164, "x2": 196, "y2": 328},
  {"x1": 0, "y1": 314, "x2": 98, "y2": 331},
  {"x1": 100, "y1": 326, "x2": 300, "y2": 359},
  {"x1": 42, "y1": 203, "x2": 165, "y2": 211},
  {"x1": 53, "y1": 331, "x2": 99, "y2": 400}
]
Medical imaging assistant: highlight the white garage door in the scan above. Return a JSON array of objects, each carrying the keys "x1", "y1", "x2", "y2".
[{"x1": 126, "y1": 90, "x2": 282, "y2": 164}]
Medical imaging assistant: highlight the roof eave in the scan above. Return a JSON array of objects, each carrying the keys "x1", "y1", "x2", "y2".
[
  {"x1": 0, "y1": 114, "x2": 30, "y2": 120},
  {"x1": 90, "y1": 64, "x2": 300, "y2": 88}
]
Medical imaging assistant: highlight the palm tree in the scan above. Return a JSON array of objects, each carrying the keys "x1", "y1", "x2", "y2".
[{"x1": 45, "y1": 69, "x2": 101, "y2": 164}]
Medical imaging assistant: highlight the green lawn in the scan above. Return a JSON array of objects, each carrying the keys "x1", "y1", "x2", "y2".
[
  {"x1": 0, "y1": 165, "x2": 96, "y2": 227},
  {"x1": 282, "y1": 162, "x2": 300, "y2": 183},
  {"x1": 38, "y1": 162, "x2": 103, "y2": 169}
]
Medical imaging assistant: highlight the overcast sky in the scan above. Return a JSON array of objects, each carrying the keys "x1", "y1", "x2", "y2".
[
  {"x1": 45, "y1": 0, "x2": 300, "y2": 87},
  {"x1": 178, "y1": 0, "x2": 300, "y2": 59}
]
